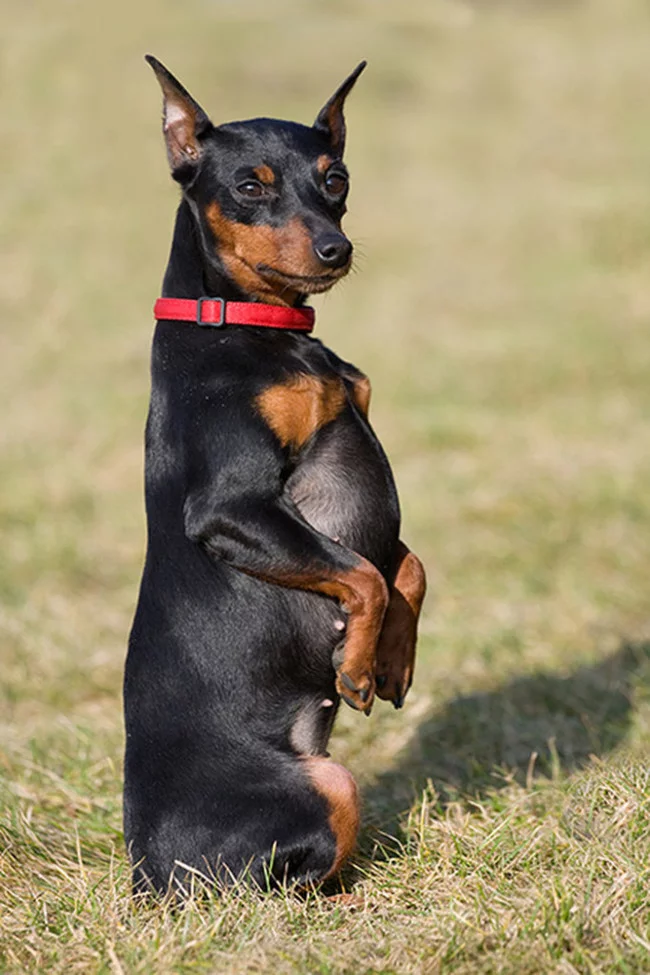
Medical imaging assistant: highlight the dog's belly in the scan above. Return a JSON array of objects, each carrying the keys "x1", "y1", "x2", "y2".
[{"x1": 286, "y1": 411, "x2": 400, "y2": 574}]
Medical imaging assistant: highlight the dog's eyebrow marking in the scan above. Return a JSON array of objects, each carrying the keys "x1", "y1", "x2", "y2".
[
  {"x1": 316, "y1": 154, "x2": 334, "y2": 174},
  {"x1": 253, "y1": 164, "x2": 275, "y2": 184},
  {"x1": 255, "y1": 374, "x2": 346, "y2": 450}
]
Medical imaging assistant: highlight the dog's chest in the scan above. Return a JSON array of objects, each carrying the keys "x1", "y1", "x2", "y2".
[{"x1": 286, "y1": 391, "x2": 400, "y2": 570}]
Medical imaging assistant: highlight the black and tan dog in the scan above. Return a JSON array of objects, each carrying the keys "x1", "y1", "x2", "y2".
[{"x1": 123, "y1": 57, "x2": 426, "y2": 895}]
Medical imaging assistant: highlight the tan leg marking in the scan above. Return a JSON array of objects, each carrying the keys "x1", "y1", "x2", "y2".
[
  {"x1": 350, "y1": 375, "x2": 371, "y2": 417},
  {"x1": 325, "y1": 559, "x2": 388, "y2": 711},
  {"x1": 254, "y1": 555, "x2": 387, "y2": 713},
  {"x1": 375, "y1": 541, "x2": 427, "y2": 707},
  {"x1": 303, "y1": 756, "x2": 359, "y2": 880}
]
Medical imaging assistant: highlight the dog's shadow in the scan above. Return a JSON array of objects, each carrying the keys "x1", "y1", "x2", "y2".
[{"x1": 360, "y1": 640, "x2": 650, "y2": 848}]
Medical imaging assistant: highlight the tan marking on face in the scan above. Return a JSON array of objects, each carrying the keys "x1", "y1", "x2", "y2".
[
  {"x1": 253, "y1": 164, "x2": 275, "y2": 185},
  {"x1": 206, "y1": 202, "x2": 329, "y2": 305},
  {"x1": 303, "y1": 756, "x2": 359, "y2": 879},
  {"x1": 317, "y1": 154, "x2": 334, "y2": 174},
  {"x1": 256, "y1": 374, "x2": 346, "y2": 450}
]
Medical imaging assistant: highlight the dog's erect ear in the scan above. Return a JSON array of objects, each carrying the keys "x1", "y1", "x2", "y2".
[
  {"x1": 313, "y1": 61, "x2": 366, "y2": 156},
  {"x1": 145, "y1": 55, "x2": 212, "y2": 181}
]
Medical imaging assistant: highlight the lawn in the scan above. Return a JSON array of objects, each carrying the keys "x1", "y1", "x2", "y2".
[{"x1": 1, "y1": 0, "x2": 650, "y2": 972}]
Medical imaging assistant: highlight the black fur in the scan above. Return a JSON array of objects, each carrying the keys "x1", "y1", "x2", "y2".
[{"x1": 124, "y1": 60, "x2": 401, "y2": 894}]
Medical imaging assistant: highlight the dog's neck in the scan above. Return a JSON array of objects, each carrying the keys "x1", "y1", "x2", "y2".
[
  {"x1": 161, "y1": 198, "x2": 304, "y2": 307},
  {"x1": 161, "y1": 198, "x2": 237, "y2": 301}
]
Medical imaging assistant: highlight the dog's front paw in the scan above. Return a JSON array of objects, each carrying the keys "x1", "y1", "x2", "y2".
[
  {"x1": 374, "y1": 616, "x2": 416, "y2": 709},
  {"x1": 332, "y1": 624, "x2": 375, "y2": 713},
  {"x1": 336, "y1": 667, "x2": 375, "y2": 714},
  {"x1": 375, "y1": 650, "x2": 412, "y2": 709},
  {"x1": 374, "y1": 548, "x2": 425, "y2": 709}
]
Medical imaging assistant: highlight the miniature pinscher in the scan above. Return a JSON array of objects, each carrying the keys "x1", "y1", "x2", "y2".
[{"x1": 123, "y1": 56, "x2": 426, "y2": 895}]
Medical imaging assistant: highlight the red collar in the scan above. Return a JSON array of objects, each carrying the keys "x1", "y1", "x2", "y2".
[{"x1": 154, "y1": 297, "x2": 315, "y2": 333}]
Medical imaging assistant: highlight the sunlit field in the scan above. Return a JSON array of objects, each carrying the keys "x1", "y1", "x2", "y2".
[{"x1": 2, "y1": 1, "x2": 650, "y2": 972}]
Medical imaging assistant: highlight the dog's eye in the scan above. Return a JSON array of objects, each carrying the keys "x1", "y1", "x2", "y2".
[
  {"x1": 237, "y1": 180, "x2": 265, "y2": 199},
  {"x1": 324, "y1": 172, "x2": 348, "y2": 197}
]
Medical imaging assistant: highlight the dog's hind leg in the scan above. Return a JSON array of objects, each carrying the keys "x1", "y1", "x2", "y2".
[{"x1": 301, "y1": 755, "x2": 360, "y2": 881}]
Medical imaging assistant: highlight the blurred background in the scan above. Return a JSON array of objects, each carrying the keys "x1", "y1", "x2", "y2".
[{"x1": 2, "y1": 0, "x2": 650, "y2": 833}]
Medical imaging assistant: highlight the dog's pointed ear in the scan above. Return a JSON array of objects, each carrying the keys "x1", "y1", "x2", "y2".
[
  {"x1": 313, "y1": 61, "x2": 366, "y2": 156},
  {"x1": 146, "y1": 55, "x2": 213, "y2": 181}
]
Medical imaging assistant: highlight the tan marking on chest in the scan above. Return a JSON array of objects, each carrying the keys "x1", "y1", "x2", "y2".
[
  {"x1": 350, "y1": 374, "x2": 371, "y2": 417},
  {"x1": 256, "y1": 374, "x2": 346, "y2": 449}
]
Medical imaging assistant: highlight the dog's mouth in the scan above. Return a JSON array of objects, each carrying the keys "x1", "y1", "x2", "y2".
[{"x1": 256, "y1": 262, "x2": 351, "y2": 294}]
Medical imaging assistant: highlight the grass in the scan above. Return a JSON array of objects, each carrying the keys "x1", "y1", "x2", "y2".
[{"x1": 2, "y1": 0, "x2": 650, "y2": 971}]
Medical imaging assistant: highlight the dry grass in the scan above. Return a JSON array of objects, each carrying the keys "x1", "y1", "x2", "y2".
[{"x1": 2, "y1": 0, "x2": 650, "y2": 972}]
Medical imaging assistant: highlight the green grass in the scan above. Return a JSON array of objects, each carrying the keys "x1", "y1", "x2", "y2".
[{"x1": 2, "y1": 0, "x2": 650, "y2": 971}]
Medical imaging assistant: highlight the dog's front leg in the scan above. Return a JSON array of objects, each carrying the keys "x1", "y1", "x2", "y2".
[
  {"x1": 184, "y1": 487, "x2": 388, "y2": 712},
  {"x1": 374, "y1": 541, "x2": 427, "y2": 709}
]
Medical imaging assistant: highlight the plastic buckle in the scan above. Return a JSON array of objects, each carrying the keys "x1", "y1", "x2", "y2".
[{"x1": 196, "y1": 296, "x2": 225, "y2": 327}]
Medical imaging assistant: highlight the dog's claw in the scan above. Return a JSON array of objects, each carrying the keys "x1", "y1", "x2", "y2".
[
  {"x1": 336, "y1": 670, "x2": 374, "y2": 713},
  {"x1": 340, "y1": 692, "x2": 362, "y2": 711},
  {"x1": 393, "y1": 693, "x2": 405, "y2": 710},
  {"x1": 339, "y1": 671, "x2": 357, "y2": 693}
]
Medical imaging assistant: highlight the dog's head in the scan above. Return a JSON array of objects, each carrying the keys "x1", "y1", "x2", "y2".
[{"x1": 147, "y1": 56, "x2": 365, "y2": 305}]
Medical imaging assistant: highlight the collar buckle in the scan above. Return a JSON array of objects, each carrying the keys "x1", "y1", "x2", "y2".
[{"x1": 196, "y1": 296, "x2": 225, "y2": 327}]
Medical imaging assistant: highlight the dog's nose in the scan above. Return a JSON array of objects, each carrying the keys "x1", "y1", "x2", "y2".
[{"x1": 313, "y1": 232, "x2": 353, "y2": 270}]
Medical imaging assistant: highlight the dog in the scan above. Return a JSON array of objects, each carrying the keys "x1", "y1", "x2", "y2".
[{"x1": 123, "y1": 56, "x2": 426, "y2": 895}]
